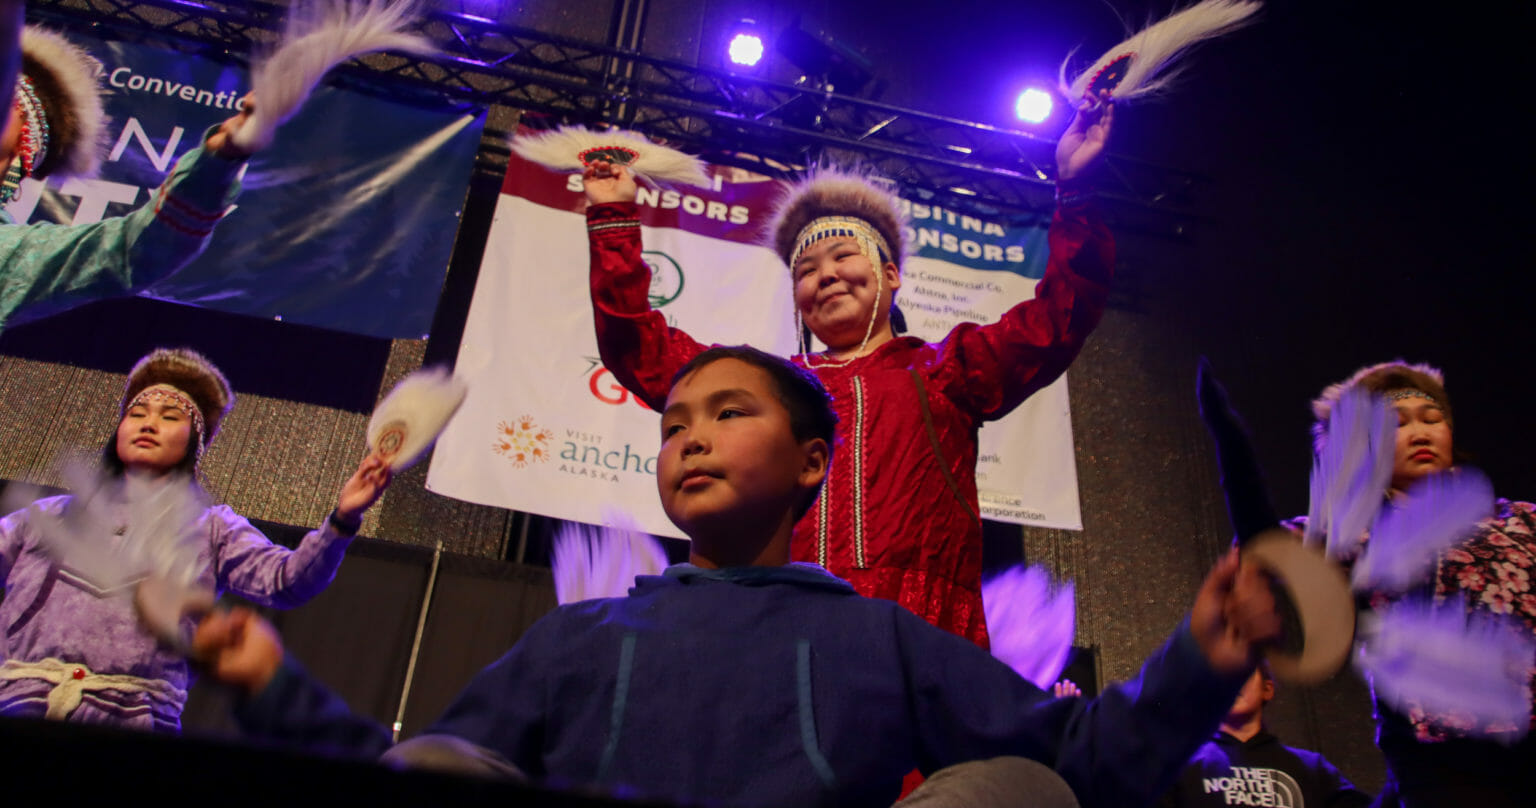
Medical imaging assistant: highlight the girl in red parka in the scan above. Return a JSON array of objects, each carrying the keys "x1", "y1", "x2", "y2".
[{"x1": 582, "y1": 96, "x2": 1115, "y2": 647}]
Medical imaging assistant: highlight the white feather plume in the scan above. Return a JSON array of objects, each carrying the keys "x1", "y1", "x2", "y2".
[
  {"x1": 1310, "y1": 388, "x2": 1395, "y2": 562},
  {"x1": 1303, "y1": 448, "x2": 1327, "y2": 548},
  {"x1": 368, "y1": 366, "x2": 468, "y2": 471},
  {"x1": 982, "y1": 565, "x2": 1077, "y2": 689},
  {"x1": 135, "y1": 577, "x2": 217, "y2": 654},
  {"x1": 27, "y1": 461, "x2": 213, "y2": 650},
  {"x1": 551, "y1": 514, "x2": 669, "y2": 605},
  {"x1": 1357, "y1": 597, "x2": 1535, "y2": 740},
  {"x1": 233, "y1": 0, "x2": 435, "y2": 153},
  {"x1": 510, "y1": 126, "x2": 712, "y2": 188},
  {"x1": 1354, "y1": 469, "x2": 1495, "y2": 593},
  {"x1": 1059, "y1": 0, "x2": 1261, "y2": 102},
  {"x1": 30, "y1": 462, "x2": 208, "y2": 596}
]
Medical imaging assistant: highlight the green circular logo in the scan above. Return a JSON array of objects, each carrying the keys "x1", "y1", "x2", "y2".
[{"x1": 643, "y1": 251, "x2": 685, "y2": 308}]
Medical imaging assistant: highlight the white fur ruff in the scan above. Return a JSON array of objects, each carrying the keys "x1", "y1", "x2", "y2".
[
  {"x1": 1059, "y1": 0, "x2": 1261, "y2": 102},
  {"x1": 551, "y1": 515, "x2": 668, "y2": 605},
  {"x1": 367, "y1": 366, "x2": 468, "y2": 471},
  {"x1": 20, "y1": 27, "x2": 108, "y2": 179},
  {"x1": 510, "y1": 126, "x2": 711, "y2": 188},
  {"x1": 233, "y1": 0, "x2": 434, "y2": 152},
  {"x1": 982, "y1": 565, "x2": 1076, "y2": 688}
]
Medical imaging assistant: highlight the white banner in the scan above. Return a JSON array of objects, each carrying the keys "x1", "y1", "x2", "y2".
[{"x1": 427, "y1": 157, "x2": 1083, "y2": 537}]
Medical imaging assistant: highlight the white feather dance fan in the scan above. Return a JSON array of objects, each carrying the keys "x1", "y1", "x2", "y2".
[
  {"x1": 232, "y1": 0, "x2": 435, "y2": 153},
  {"x1": 551, "y1": 514, "x2": 669, "y2": 605},
  {"x1": 510, "y1": 126, "x2": 712, "y2": 188},
  {"x1": 1059, "y1": 0, "x2": 1261, "y2": 102},
  {"x1": 1303, "y1": 387, "x2": 1396, "y2": 561},
  {"x1": 982, "y1": 565, "x2": 1076, "y2": 689},
  {"x1": 1357, "y1": 596, "x2": 1535, "y2": 738},
  {"x1": 367, "y1": 366, "x2": 468, "y2": 471},
  {"x1": 21, "y1": 462, "x2": 213, "y2": 651}
]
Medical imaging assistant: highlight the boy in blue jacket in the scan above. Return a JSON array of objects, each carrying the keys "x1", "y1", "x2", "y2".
[{"x1": 194, "y1": 345, "x2": 1280, "y2": 808}]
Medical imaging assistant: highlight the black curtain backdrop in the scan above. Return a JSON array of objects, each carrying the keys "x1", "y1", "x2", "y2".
[{"x1": 181, "y1": 524, "x2": 557, "y2": 739}]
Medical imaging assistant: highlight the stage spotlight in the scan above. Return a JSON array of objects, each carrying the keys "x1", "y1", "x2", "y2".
[
  {"x1": 727, "y1": 20, "x2": 765, "y2": 68},
  {"x1": 1015, "y1": 87, "x2": 1053, "y2": 124}
]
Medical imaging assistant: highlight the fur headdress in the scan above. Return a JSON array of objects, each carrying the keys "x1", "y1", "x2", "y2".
[
  {"x1": 1311, "y1": 360, "x2": 1450, "y2": 454},
  {"x1": 122, "y1": 348, "x2": 236, "y2": 447},
  {"x1": 765, "y1": 167, "x2": 908, "y2": 269},
  {"x1": 16, "y1": 26, "x2": 108, "y2": 181}
]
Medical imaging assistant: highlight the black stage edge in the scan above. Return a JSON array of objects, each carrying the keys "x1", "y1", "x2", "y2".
[
  {"x1": 0, "y1": 296, "x2": 391, "y2": 413},
  {"x1": 0, "y1": 715, "x2": 675, "y2": 806}
]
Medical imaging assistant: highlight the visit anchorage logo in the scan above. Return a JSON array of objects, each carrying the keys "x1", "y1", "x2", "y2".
[{"x1": 493, "y1": 415, "x2": 553, "y2": 468}]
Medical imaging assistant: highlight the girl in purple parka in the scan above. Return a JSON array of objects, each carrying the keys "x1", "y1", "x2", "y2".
[{"x1": 0, "y1": 347, "x2": 391, "y2": 731}]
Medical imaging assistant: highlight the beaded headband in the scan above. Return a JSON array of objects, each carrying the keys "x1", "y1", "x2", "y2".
[
  {"x1": 1, "y1": 77, "x2": 50, "y2": 205},
  {"x1": 12, "y1": 76, "x2": 50, "y2": 179},
  {"x1": 126, "y1": 384, "x2": 207, "y2": 456},
  {"x1": 790, "y1": 215, "x2": 893, "y2": 274},
  {"x1": 790, "y1": 215, "x2": 897, "y2": 365},
  {"x1": 1386, "y1": 388, "x2": 1442, "y2": 408}
]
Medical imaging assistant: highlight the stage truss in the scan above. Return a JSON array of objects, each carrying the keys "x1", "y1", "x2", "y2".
[{"x1": 27, "y1": 0, "x2": 1204, "y2": 232}]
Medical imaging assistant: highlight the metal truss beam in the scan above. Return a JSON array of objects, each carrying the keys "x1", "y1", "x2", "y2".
[{"x1": 27, "y1": 0, "x2": 1203, "y2": 233}]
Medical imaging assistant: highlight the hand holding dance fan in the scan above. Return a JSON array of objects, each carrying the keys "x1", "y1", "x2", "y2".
[
  {"x1": 1059, "y1": 0, "x2": 1261, "y2": 103},
  {"x1": 367, "y1": 366, "x2": 468, "y2": 471},
  {"x1": 511, "y1": 126, "x2": 711, "y2": 189},
  {"x1": 231, "y1": 0, "x2": 435, "y2": 153}
]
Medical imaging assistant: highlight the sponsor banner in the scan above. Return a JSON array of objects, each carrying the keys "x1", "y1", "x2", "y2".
[
  {"x1": 428, "y1": 153, "x2": 1082, "y2": 537},
  {"x1": 2, "y1": 34, "x2": 482, "y2": 339}
]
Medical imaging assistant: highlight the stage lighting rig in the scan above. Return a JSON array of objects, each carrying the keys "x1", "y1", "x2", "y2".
[
  {"x1": 1014, "y1": 87, "x2": 1053, "y2": 124},
  {"x1": 726, "y1": 19, "x2": 765, "y2": 68},
  {"x1": 775, "y1": 15, "x2": 880, "y2": 97}
]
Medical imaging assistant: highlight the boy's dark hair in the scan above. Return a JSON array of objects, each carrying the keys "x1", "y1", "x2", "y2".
[{"x1": 670, "y1": 345, "x2": 838, "y2": 519}]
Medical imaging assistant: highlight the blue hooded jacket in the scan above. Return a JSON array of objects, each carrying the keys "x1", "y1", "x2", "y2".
[{"x1": 242, "y1": 563, "x2": 1245, "y2": 807}]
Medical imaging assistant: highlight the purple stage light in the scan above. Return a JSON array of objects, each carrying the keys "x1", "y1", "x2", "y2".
[
  {"x1": 728, "y1": 32, "x2": 765, "y2": 67},
  {"x1": 1015, "y1": 87, "x2": 1053, "y2": 124}
]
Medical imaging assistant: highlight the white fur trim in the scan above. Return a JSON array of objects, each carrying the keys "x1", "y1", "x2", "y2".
[
  {"x1": 1059, "y1": 0, "x2": 1261, "y2": 102},
  {"x1": 234, "y1": 0, "x2": 434, "y2": 153},
  {"x1": 510, "y1": 125, "x2": 710, "y2": 188},
  {"x1": 20, "y1": 26, "x2": 107, "y2": 179}
]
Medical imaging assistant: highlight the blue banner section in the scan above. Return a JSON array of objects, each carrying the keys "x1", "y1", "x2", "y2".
[
  {"x1": 899, "y1": 198, "x2": 1049, "y2": 278},
  {"x1": 18, "y1": 35, "x2": 482, "y2": 339}
]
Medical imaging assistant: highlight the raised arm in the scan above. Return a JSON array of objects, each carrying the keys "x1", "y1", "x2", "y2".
[
  {"x1": 907, "y1": 549, "x2": 1278, "y2": 808},
  {"x1": 933, "y1": 97, "x2": 1116, "y2": 420},
  {"x1": 584, "y1": 160, "x2": 707, "y2": 412},
  {"x1": 212, "y1": 453, "x2": 391, "y2": 609},
  {"x1": 0, "y1": 101, "x2": 256, "y2": 331}
]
